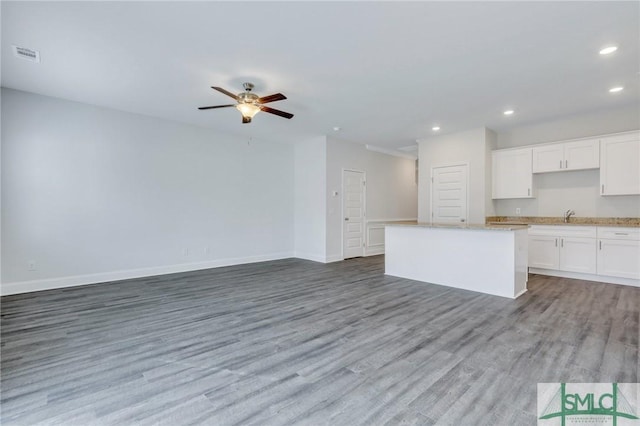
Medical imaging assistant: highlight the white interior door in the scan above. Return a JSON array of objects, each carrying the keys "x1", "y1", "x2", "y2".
[
  {"x1": 431, "y1": 164, "x2": 468, "y2": 223},
  {"x1": 343, "y1": 170, "x2": 365, "y2": 259}
]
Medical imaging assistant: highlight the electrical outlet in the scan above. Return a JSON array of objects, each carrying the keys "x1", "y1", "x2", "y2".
[
  {"x1": 515, "y1": 208, "x2": 521, "y2": 215},
  {"x1": 27, "y1": 260, "x2": 37, "y2": 271},
  {"x1": 204, "y1": 246, "x2": 210, "y2": 255},
  {"x1": 182, "y1": 248, "x2": 190, "y2": 257}
]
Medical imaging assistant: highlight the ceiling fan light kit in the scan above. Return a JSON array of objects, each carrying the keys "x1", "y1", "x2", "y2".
[
  {"x1": 236, "y1": 103, "x2": 260, "y2": 119},
  {"x1": 199, "y1": 82, "x2": 293, "y2": 124}
]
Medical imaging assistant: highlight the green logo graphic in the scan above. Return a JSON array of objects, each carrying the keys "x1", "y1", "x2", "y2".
[{"x1": 538, "y1": 383, "x2": 639, "y2": 425}]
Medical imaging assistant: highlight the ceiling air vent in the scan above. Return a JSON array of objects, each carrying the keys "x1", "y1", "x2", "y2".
[{"x1": 12, "y1": 45, "x2": 40, "y2": 63}]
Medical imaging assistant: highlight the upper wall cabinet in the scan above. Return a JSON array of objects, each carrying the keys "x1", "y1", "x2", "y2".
[
  {"x1": 492, "y1": 148, "x2": 533, "y2": 199},
  {"x1": 532, "y1": 138, "x2": 599, "y2": 173},
  {"x1": 600, "y1": 132, "x2": 640, "y2": 196}
]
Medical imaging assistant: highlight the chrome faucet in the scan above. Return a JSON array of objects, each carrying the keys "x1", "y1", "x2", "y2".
[{"x1": 564, "y1": 209, "x2": 575, "y2": 223}]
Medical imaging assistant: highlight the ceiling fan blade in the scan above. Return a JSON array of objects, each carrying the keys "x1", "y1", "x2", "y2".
[
  {"x1": 198, "y1": 104, "x2": 236, "y2": 110},
  {"x1": 259, "y1": 105, "x2": 294, "y2": 119},
  {"x1": 257, "y1": 93, "x2": 287, "y2": 104},
  {"x1": 211, "y1": 86, "x2": 239, "y2": 100},
  {"x1": 242, "y1": 116, "x2": 252, "y2": 124}
]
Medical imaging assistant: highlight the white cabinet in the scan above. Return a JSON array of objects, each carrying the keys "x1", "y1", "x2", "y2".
[
  {"x1": 532, "y1": 144, "x2": 564, "y2": 173},
  {"x1": 529, "y1": 225, "x2": 640, "y2": 285},
  {"x1": 528, "y1": 226, "x2": 596, "y2": 274},
  {"x1": 597, "y1": 227, "x2": 640, "y2": 279},
  {"x1": 560, "y1": 237, "x2": 597, "y2": 274},
  {"x1": 532, "y1": 138, "x2": 599, "y2": 173},
  {"x1": 565, "y1": 139, "x2": 600, "y2": 171},
  {"x1": 600, "y1": 132, "x2": 640, "y2": 196},
  {"x1": 492, "y1": 148, "x2": 533, "y2": 199},
  {"x1": 529, "y1": 235, "x2": 559, "y2": 269}
]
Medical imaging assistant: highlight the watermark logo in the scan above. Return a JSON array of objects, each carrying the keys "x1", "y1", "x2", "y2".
[{"x1": 538, "y1": 383, "x2": 639, "y2": 425}]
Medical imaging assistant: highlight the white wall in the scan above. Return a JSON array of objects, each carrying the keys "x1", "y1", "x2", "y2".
[
  {"x1": 325, "y1": 137, "x2": 418, "y2": 261},
  {"x1": 294, "y1": 136, "x2": 327, "y2": 262},
  {"x1": 1, "y1": 88, "x2": 295, "y2": 293},
  {"x1": 484, "y1": 128, "x2": 497, "y2": 218},
  {"x1": 418, "y1": 128, "x2": 495, "y2": 224},
  {"x1": 496, "y1": 105, "x2": 640, "y2": 149},
  {"x1": 0, "y1": 84, "x2": 3, "y2": 285},
  {"x1": 494, "y1": 106, "x2": 640, "y2": 217}
]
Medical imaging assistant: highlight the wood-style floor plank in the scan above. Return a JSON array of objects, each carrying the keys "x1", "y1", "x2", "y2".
[{"x1": 1, "y1": 256, "x2": 638, "y2": 425}]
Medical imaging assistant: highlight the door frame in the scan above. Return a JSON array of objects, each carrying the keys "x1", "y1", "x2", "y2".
[
  {"x1": 429, "y1": 162, "x2": 469, "y2": 223},
  {"x1": 342, "y1": 168, "x2": 366, "y2": 260}
]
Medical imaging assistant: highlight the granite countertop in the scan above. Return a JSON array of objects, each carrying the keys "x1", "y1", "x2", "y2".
[
  {"x1": 386, "y1": 222, "x2": 529, "y2": 231},
  {"x1": 486, "y1": 216, "x2": 640, "y2": 227}
]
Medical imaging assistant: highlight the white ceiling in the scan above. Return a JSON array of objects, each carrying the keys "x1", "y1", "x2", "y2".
[{"x1": 2, "y1": 1, "x2": 639, "y2": 150}]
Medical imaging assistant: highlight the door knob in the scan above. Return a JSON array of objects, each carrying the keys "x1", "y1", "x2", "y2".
[
  {"x1": 344, "y1": 218, "x2": 349, "y2": 221},
  {"x1": 460, "y1": 219, "x2": 466, "y2": 222}
]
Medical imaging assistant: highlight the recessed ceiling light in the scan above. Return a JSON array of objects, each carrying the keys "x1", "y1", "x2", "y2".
[
  {"x1": 333, "y1": 126, "x2": 341, "y2": 131},
  {"x1": 609, "y1": 86, "x2": 623, "y2": 93},
  {"x1": 432, "y1": 126, "x2": 440, "y2": 131},
  {"x1": 599, "y1": 46, "x2": 618, "y2": 55},
  {"x1": 503, "y1": 110, "x2": 514, "y2": 116}
]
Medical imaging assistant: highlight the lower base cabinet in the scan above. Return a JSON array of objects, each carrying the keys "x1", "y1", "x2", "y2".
[
  {"x1": 560, "y1": 237, "x2": 597, "y2": 274},
  {"x1": 528, "y1": 226, "x2": 596, "y2": 274},
  {"x1": 529, "y1": 225, "x2": 639, "y2": 284},
  {"x1": 597, "y1": 228, "x2": 640, "y2": 279},
  {"x1": 529, "y1": 235, "x2": 559, "y2": 270}
]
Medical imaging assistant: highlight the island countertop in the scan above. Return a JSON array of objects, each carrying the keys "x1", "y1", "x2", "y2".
[{"x1": 386, "y1": 222, "x2": 529, "y2": 231}]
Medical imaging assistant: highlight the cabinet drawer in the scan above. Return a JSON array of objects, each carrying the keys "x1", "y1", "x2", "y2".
[
  {"x1": 597, "y1": 227, "x2": 640, "y2": 240},
  {"x1": 529, "y1": 225, "x2": 596, "y2": 238}
]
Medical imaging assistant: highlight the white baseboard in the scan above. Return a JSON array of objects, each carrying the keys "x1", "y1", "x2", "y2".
[
  {"x1": 296, "y1": 253, "x2": 347, "y2": 263},
  {"x1": 1, "y1": 252, "x2": 295, "y2": 296},
  {"x1": 325, "y1": 255, "x2": 343, "y2": 263},
  {"x1": 366, "y1": 248, "x2": 385, "y2": 257},
  {"x1": 529, "y1": 268, "x2": 640, "y2": 288},
  {"x1": 514, "y1": 288, "x2": 528, "y2": 299},
  {"x1": 294, "y1": 252, "x2": 328, "y2": 263}
]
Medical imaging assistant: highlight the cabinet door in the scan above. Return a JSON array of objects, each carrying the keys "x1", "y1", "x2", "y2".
[
  {"x1": 532, "y1": 144, "x2": 563, "y2": 173},
  {"x1": 559, "y1": 237, "x2": 596, "y2": 274},
  {"x1": 597, "y1": 239, "x2": 640, "y2": 279},
  {"x1": 492, "y1": 148, "x2": 533, "y2": 199},
  {"x1": 601, "y1": 137, "x2": 640, "y2": 195},
  {"x1": 528, "y1": 235, "x2": 559, "y2": 269},
  {"x1": 564, "y1": 139, "x2": 599, "y2": 171}
]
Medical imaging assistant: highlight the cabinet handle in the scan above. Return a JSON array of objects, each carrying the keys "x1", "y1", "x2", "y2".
[
  {"x1": 561, "y1": 238, "x2": 564, "y2": 248},
  {"x1": 565, "y1": 160, "x2": 568, "y2": 168},
  {"x1": 614, "y1": 232, "x2": 628, "y2": 235},
  {"x1": 528, "y1": 188, "x2": 530, "y2": 196},
  {"x1": 560, "y1": 160, "x2": 563, "y2": 169},
  {"x1": 601, "y1": 184, "x2": 604, "y2": 194},
  {"x1": 555, "y1": 238, "x2": 558, "y2": 247},
  {"x1": 599, "y1": 240, "x2": 602, "y2": 250}
]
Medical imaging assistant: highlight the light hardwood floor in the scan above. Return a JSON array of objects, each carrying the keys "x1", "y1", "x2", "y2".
[{"x1": 1, "y1": 256, "x2": 638, "y2": 425}]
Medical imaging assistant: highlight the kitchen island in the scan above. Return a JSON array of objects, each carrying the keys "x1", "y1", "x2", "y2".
[{"x1": 385, "y1": 223, "x2": 529, "y2": 299}]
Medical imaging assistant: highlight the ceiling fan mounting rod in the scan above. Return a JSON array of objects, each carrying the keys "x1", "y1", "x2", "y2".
[{"x1": 243, "y1": 82, "x2": 254, "y2": 92}]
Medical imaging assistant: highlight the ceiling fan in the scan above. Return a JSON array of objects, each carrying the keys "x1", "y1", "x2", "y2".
[{"x1": 198, "y1": 82, "x2": 294, "y2": 124}]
